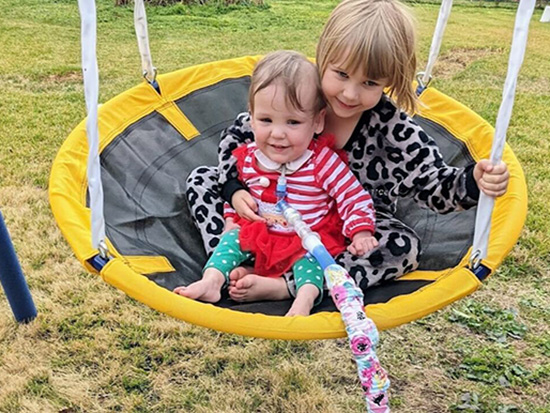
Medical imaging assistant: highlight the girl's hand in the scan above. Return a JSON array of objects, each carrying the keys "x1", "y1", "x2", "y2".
[
  {"x1": 348, "y1": 231, "x2": 379, "y2": 256},
  {"x1": 232, "y1": 190, "x2": 265, "y2": 222},
  {"x1": 473, "y1": 160, "x2": 510, "y2": 198}
]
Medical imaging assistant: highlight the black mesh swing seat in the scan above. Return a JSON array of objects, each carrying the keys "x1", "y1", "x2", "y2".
[{"x1": 49, "y1": 56, "x2": 527, "y2": 340}]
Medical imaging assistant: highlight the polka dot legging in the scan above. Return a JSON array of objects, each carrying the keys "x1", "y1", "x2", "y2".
[{"x1": 204, "y1": 228, "x2": 324, "y2": 304}]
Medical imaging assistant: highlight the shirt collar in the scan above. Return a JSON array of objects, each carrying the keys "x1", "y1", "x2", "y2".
[{"x1": 254, "y1": 148, "x2": 314, "y2": 174}]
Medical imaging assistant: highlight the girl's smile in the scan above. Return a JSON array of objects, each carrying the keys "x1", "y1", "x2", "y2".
[
  {"x1": 334, "y1": 97, "x2": 361, "y2": 111},
  {"x1": 270, "y1": 144, "x2": 289, "y2": 151}
]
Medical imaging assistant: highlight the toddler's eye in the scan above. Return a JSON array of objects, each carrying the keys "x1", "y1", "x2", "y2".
[
  {"x1": 288, "y1": 119, "x2": 301, "y2": 125},
  {"x1": 259, "y1": 117, "x2": 272, "y2": 123},
  {"x1": 364, "y1": 80, "x2": 379, "y2": 87}
]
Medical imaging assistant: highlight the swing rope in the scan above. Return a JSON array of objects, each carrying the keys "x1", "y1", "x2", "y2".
[
  {"x1": 77, "y1": 0, "x2": 107, "y2": 257},
  {"x1": 417, "y1": 0, "x2": 453, "y2": 92},
  {"x1": 471, "y1": 0, "x2": 535, "y2": 268},
  {"x1": 416, "y1": 0, "x2": 533, "y2": 269},
  {"x1": 134, "y1": 0, "x2": 157, "y2": 85}
]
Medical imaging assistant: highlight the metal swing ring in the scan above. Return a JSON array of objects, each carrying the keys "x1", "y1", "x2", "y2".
[
  {"x1": 98, "y1": 240, "x2": 111, "y2": 260},
  {"x1": 143, "y1": 67, "x2": 157, "y2": 84},
  {"x1": 469, "y1": 249, "x2": 482, "y2": 271},
  {"x1": 416, "y1": 71, "x2": 433, "y2": 90}
]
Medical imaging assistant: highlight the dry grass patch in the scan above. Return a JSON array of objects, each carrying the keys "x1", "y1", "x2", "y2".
[
  {"x1": 517, "y1": 77, "x2": 550, "y2": 95},
  {"x1": 42, "y1": 71, "x2": 83, "y2": 85},
  {"x1": 434, "y1": 47, "x2": 502, "y2": 79}
]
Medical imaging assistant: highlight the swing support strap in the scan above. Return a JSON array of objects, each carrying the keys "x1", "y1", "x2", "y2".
[
  {"x1": 134, "y1": 0, "x2": 157, "y2": 84},
  {"x1": 417, "y1": 0, "x2": 453, "y2": 92},
  {"x1": 77, "y1": 0, "x2": 107, "y2": 253},
  {"x1": 471, "y1": 0, "x2": 535, "y2": 267}
]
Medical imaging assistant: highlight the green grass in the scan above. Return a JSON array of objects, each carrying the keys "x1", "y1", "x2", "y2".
[{"x1": 0, "y1": 0, "x2": 549, "y2": 412}]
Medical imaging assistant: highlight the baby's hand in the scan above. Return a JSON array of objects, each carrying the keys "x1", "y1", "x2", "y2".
[
  {"x1": 348, "y1": 231, "x2": 378, "y2": 256},
  {"x1": 223, "y1": 218, "x2": 240, "y2": 233},
  {"x1": 232, "y1": 190, "x2": 265, "y2": 223},
  {"x1": 474, "y1": 160, "x2": 509, "y2": 198}
]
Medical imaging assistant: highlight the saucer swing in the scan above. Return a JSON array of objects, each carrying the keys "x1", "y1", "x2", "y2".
[
  {"x1": 50, "y1": 0, "x2": 529, "y2": 341},
  {"x1": 50, "y1": 0, "x2": 533, "y2": 409}
]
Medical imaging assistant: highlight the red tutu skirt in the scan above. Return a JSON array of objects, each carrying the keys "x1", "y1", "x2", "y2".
[{"x1": 237, "y1": 207, "x2": 346, "y2": 278}]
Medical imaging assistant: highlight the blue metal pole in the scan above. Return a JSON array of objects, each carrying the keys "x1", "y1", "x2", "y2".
[{"x1": 0, "y1": 210, "x2": 37, "y2": 323}]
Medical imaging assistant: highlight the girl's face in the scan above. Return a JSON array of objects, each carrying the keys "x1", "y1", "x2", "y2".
[
  {"x1": 321, "y1": 62, "x2": 388, "y2": 121},
  {"x1": 250, "y1": 83, "x2": 325, "y2": 165}
]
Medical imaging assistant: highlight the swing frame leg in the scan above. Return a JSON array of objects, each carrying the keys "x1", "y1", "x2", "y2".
[{"x1": 0, "y1": 210, "x2": 37, "y2": 323}]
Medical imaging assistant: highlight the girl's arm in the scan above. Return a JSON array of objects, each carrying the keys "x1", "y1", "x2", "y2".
[
  {"x1": 374, "y1": 100, "x2": 481, "y2": 213},
  {"x1": 218, "y1": 112, "x2": 255, "y2": 204},
  {"x1": 218, "y1": 112, "x2": 263, "y2": 222},
  {"x1": 317, "y1": 148, "x2": 376, "y2": 238}
]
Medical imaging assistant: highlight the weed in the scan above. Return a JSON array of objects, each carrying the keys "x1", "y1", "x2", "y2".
[
  {"x1": 57, "y1": 313, "x2": 106, "y2": 341},
  {"x1": 450, "y1": 392, "x2": 520, "y2": 413},
  {"x1": 449, "y1": 346, "x2": 536, "y2": 386},
  {"x1": 447, "y1": 299, "x2": 528, "y2": 342},
  {"x1": 535, "y1": 334, "x2": 550, "y2": 357},
  {"x1": 121, "y1": 372, "x2": 152, "y2": 394}
]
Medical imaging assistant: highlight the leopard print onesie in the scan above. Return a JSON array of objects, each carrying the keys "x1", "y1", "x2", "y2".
[{"x1": 186, "y1": 96, "x2": 480, "y2": 294}]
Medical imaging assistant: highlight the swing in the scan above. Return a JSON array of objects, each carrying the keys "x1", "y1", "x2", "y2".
[{"x1": 49, "y1": 1, "x2": 528, "y2": 341}]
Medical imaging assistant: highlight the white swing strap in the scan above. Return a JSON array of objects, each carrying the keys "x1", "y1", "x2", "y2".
[
  {"x1": 134, "y1": 0, "x2": 156, "y2": 84},
  {"x1": 419, "y1": 0, "x2": 453, "y2": 89},
  {"x1": 470, "y1": 0, "x2": 535, "y2": 268},
  {"x1": 78, "y1": 0, "x2": 107, "y2": 255}
]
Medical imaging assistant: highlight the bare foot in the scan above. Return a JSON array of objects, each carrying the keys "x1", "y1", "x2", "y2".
[
  {"x1": 228, "y1": 274, "x2": 290, "y2": 302},
  {"x1": 286, "y1": 284, "x2": 319, "y2": 317},
  {"x1": 228, "y1": 266, "x2": 254, "y2": 289},
  {"x1": 173, "y1": 270, "x2": 225, "y2": 303}
]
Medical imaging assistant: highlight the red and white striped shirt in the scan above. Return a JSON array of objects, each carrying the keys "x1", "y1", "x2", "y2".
[{"x1": 225, "y1": 140, "x2": 375, "y2": 239}]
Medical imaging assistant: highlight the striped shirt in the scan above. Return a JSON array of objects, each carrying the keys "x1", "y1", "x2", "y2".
[{"x1": 225, "y1": 140, "x2": 375, "y2": 239}]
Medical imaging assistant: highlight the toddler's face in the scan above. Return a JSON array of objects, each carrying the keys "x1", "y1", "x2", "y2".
[
  {"x1": 251, "y1": 82, "x2": 324, "y2": 165},
  {"x1": 322, "y1": 60, "x2": 388, "y2": 121}
]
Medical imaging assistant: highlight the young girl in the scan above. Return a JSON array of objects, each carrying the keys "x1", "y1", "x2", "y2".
[
  {"x1": 185, "y1": 0, "x2": 509, "y2": 305},
  {"x1": 176, "y1": 51, "x2": 379, "y2": 316}
]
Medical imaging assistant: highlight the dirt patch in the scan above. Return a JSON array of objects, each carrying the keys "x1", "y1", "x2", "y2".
[
  {"x1": 42, "y1": 71, "x2": 82, "y2": 84},
  {"x1": 434, "y1": 47, "x2": 501, "y2": 79},
  {"x1": 517, "y1": 77, "x2": 550, "y2": 94}
]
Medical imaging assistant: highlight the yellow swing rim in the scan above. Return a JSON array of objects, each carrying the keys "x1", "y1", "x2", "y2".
[{"x1": 49, "y1": 56, "x2": 527, "y2": 340}]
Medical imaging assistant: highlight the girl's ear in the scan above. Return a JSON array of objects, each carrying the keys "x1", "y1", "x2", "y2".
[{"x1": 314, "y1": 109, "x2": 326, "y2": 134}]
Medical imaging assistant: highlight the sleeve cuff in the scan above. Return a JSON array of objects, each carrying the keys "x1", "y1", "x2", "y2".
[
  {"x1": 464, "y1": 163, "x2": 480, "y2": 201},
  {"x1": 347, "y1": 223, "x2": 375, "y2": 240},
  {"x1": 221, "y1": 179, "x2": 246, "y2": 206},
  {"x1": 223, "y1": 203, "x2": 237, "y2": 220}
]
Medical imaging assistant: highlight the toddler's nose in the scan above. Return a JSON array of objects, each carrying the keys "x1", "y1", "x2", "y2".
[{"x1": 271, "y1": 126, "x2": 286, "y2": 139}]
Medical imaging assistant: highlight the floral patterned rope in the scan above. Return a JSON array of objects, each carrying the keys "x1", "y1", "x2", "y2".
[{"x1": 278, "y1": 199, "x2": 390, "y2": 412}]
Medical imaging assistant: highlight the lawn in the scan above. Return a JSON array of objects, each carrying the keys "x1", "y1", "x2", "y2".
[{"x1": 0, "y1": 0, "x2": 549, "y2": 412}]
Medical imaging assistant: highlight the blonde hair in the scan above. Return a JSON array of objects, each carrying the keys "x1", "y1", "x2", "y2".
[
  {"x1": 249, "y1": 50, "x2": 326, "y2": 115},
  {"x1": 316, "y1": 0, "x2": 417, "y2": 114}
]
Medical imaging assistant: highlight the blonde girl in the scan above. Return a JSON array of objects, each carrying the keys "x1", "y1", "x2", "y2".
[{"x1": 185, "y1": 0, "x2": 509, "y2": 305}]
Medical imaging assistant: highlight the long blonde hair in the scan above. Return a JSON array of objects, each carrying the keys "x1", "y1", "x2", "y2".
[{"x1": 316, "y1": 0, "x2": 417, "y2": 114}]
